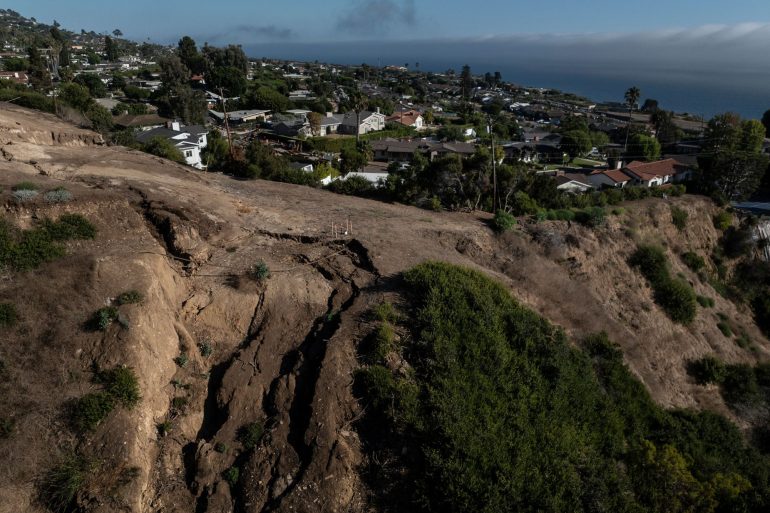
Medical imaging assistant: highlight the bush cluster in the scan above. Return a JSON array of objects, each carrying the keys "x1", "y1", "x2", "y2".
[
  {"x1": 39, "y1": 454, "x2": 92, "y2": 513},
  {"x1": 44, "y1": 188, "x2": 74, "y2": 204},
  {"x1": 355, "y1": 262, "x2": 770, "y2": 513},
  {"x1": 70, "y1": 366, "x2": 141, "y2": 432},
  {"x1": 0, "y1": 214, "x2": 96, "y2": 271},
  {"x1": 713, "y1": 210, "x2": 733, "y2": 231},
  {"x1": 630, "y1": 245, "x2": 697, "y2": 324},
  {"x1": 491, "y1": 209, "x2": 516, "y2": 232},
  {"x1": 670, "y1": 206, "x2": 688, "y2": 231},
  {"x1": 238, "y1": 421, "x2": 264, "y2": 451},
  {"x1": 681, "y1": 251, "x2": 705, "y2": 272}
]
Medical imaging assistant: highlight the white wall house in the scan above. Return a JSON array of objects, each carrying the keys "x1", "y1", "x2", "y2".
[{"x1": 135, "y1": 121, "x2": 209, "y2": 169}]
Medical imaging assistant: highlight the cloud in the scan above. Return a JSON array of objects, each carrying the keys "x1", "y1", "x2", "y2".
[
  {"x1": 204, "y1": 24, "x2": 294, "y2": 43},
  {"x1": 336, "y1": 0, "x2": 416, "y2": 35}
]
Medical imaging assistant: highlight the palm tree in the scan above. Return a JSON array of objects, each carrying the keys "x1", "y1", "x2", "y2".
[
  {"x1": 624, "y1": 86, "x2": 641, "y2": 152},
  {"x1": 349, "y1": 90, "x2": 369, "y2": 145}
]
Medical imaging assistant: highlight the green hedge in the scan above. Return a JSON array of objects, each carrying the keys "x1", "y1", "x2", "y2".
[{"x1": 630, "y1": 245, "x2": 697, "y2": 324}]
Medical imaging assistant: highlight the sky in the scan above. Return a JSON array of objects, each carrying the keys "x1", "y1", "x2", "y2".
[
  {"x1": 7, "y1": 0, "x2": 770, "y2": 44},
  {"x1": 7, "y1": 0, "x2": 770, "y2": 116}
]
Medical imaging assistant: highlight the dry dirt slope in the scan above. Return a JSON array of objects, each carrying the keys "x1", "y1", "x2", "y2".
[{"x1": 0, "y1": 103, "x2": 766, "y2": 513}]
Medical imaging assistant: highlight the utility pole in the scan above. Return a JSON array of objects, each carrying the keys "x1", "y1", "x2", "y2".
[
  {"x1": 489, "y1": 116, "x2": 497, "y2": 212},
  {"x1": 219, "y1": 87, "x2": 235, "y2": 159}
]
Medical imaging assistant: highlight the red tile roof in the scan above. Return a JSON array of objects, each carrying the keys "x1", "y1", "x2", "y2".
[{"x1": 624, "y1": 159, "x2": 688, "y2": 180}]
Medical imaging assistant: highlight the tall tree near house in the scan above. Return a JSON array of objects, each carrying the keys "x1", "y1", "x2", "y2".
[
  {"x1": 494, "y1": 71, "x2": 502, "y2": 88},
  {"x1": 113, "y1": 29, "x2": 123, "y2": 37},
  {"x1": 349, "y1": 90, "x2": 369, "y2": 145},
  {"x1": 623, "y1": 86, "x2": 641, "y2": 152},
  {"x1": 307, "y1": 112, "x2": 322, "y2": 136},
  {"x1": 699, "y1": 113, "x2": 769, "y2": 200},
  {"x1": 460, "y1": 64, "x2": 472, "y2": 99},
  {"x1": 104, "y1": 35, "x2": 119, "y2": 61}
]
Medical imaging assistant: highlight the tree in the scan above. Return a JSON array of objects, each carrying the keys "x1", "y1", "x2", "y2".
[
  {"x1": 113, "y1": 29, "x2": 123, "y2": 37},
  {"x1": 109, "y1": 73, "x2": 127, "y2": 92},
  {"x1": 493, "y1": 71, "x2": 502, "y2": 87},
  {"x1": 243, "y1": 86, "x2": 290, "y2": 112},
  {"x1": 177, "y1": 36, "x2": 206, "y2": 75},
  {"x1": 340, "y1": 147, "x2": 368, "y2": 174},
  {"x1": 700, "y1": 113, "x2": 768, "y2": 200},
  {"x1": 641, "y1": 99, "x2": 659, "y2": 113},
  {"x1": 104, "y1": 36, "x2": 119, "y2": 61},
  {"x1": 624, "y1": 86, "x2": 641, "y2": 151},
  {"x1": 761, "y1": 109, "x2": 770, "y2": 136},
  {"x1": 307, "y1": 112, "x2": 322, "y2": 136},
  {"x1": 460, "y1": 64, "x2": 473, "y2": 99},
  {"x1": 208, "y1": 66, "x2": 248, "y2": 97},
  {"x1": 27, "y1": 45, "x2": 51, "y2": 91},
  {"x1": 348, "y1": 90, "x2": 369, "y2": 144},
  {"x1": 58, "y1": 83, "x2": 93, "y2": 111},
  {"x1": 627, "y1": 134, "x2": 661, "y2": 161},
  {"x1": 74, "y1": 73, "x2": 107, "y2": 98},
  {"x1": 590, "y1": 131, "x2": 610, "y2": 149},
  {"x1": 560, "y1": 130, "x2": 592, "y2": 158},
  {"x1": 142, "y1": 137, "x2": 185, "y2": 163}
]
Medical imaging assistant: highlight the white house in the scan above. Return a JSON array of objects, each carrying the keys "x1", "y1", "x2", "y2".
[
  {"x1": 555, "y1": 174, "x2": 594, "y2": 193},
  {"x1": 340, "y1": 109, "x2": 386, "y2": 135},
  {"x1": 623, "y1": 159, "x2": 693, "y2": 187},
  {"x1": 588, "y1": 169, "x2": 633, "y2": 189},
  {"x1": 135, "y1": 121, "x2": 209, "y2": 169}
]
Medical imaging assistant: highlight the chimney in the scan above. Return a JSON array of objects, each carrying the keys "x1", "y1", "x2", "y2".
[
  {"x1": 376, "y1": 107, "x2": 381, "y2": 114},
  {"x1": 615, "y1": 159, "x2": 623, "y2": 170},
  {"x1": 170, "y1": 121, "x2": 181, "y2": 132},
  {"x1": 326, "y1": 111, "x2": 333, "y2": 118}
]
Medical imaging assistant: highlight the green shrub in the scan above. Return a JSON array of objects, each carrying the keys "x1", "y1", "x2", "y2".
[
  {"x1": 117, "y1": 290, "x2": 144, "y2": 305},
  {"x1": 722, "y1": 364, "x2": 761, "y2": 406},
  {"x1": 99, "y1": 367, "x2": 141, "y2": 409},
  {"x1": 39, "y1": 454, "x2": 93, "y2": 513},
  {"x1": 0, "y1": 303, "x2": 17, "y2": 327},
  {"x1": 0, "y1": 417, "x2": 14, "y2": 438},
  {"x1": 171, "y1": 396, "x2": 187, "y2": 411},
  {"x1": 630, "y1": 245, "x2": 697, "y2": 324},
  {"x1": 70, "y1": 392, "x2": 115, "y2": 432},
  {"x1": 238, "y1": 421, "x2": 264, "y2": 450},
  {"x1": 372, "y1": 323, "x2": 395, "y2": 362},
  {"x1": 12, "y1": 181, "x2": 39, "y2": 191},
  {"x1": 713, "y1": 211, "x2": 733, "y2": 231},
  {"x1": 671, "y1": 206, "x2": 688, "y2": 231},
  {"x1": 354, "y1": 365, "x2": 396, "y2": 413},
  {"x1": 157, "y1": 420, "x2": 173, "y2": 437},
  {"x1": 717, "y1": 321, "x2": 733, "y2": 337},
  {"x1": 681, "y1": 251, "x2": 705, "y2": 272},
  {"x1": 12, "y1": 189, "x2": 38, "y2": 202},
  {"x1": 198, "y1": 342, "x2": 213, "y2": 357},
  {"x1": 92, "y1": 306, "x2": 118, "y2": 331},
  {"x1": 736, "y1": 331, "x2": 753, "y2": 350},
  {"x1": 223, "y1": 466, "x2": 240, "y2": 487},
  {"x1": 214, "y1": 441, "x2": 228, "y2": 453},
  {"x1": 574, "y1": 206, "x2": 606, "y2": 227},
  {"x1": 248, "y1": 260, "x2": 270, "y2": 281},
  {"x1": 44, "y1": 188, "x2": 73, "y2": 203},
  {"x1": 654, "y1": 278, "x2": 697, "y2": 324},
  {"x1": 174, "y1": 353, "x2": 189, "y2": 368},
  {"x1": 630, "y1": 245, "x2": 669, "y2": 283},
  {"x1": 753, "y1": 294, "x2": 770, "y2": 338},
  {"x1": 697, "y1": 296, "x2": 715, "y2": 308},
  {"x1": 689, "y1": 356, "x2": 727, "y2": 385},
  {"x1": 42, "y1": 214, "x2": 97, "y2": 240},
  {"x1": 491, "y1": 209, "x2": 516, "y2": 232},
  {"x1": 373, "y1": 301, "x2": 398, "y2": 323}
]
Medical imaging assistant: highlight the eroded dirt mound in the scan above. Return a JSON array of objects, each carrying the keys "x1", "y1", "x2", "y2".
[{"x1": 0, "y1": 103, "x2": 767, "y2": 513}]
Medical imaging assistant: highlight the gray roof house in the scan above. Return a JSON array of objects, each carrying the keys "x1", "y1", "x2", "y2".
[
  {"x1": 339, "y1": 109, "x2": 386, "y2": 135},
  {"x1": 135, "y1": 122, "x2": 209, "y2": 169}
]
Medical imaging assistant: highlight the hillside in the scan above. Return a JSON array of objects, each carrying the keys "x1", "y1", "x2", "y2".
[{"x1": 0, "y1": 103, "x2": 768, "y2": 513}]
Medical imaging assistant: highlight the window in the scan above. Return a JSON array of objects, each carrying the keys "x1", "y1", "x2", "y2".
[{"x1": 184, "y1": 150, "x2": 193, "y2": 158}]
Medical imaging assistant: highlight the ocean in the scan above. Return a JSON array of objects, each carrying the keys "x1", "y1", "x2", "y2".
[{"x1": 244, "y1": 39, "x2": 770, "y2": 120}]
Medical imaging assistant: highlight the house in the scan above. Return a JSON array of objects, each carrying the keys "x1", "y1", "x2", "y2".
[
  {"x1": 386, "y1": 110, "x2": 425, "y2": 130},
  {"x1": 271, "y1": 114, "x2": 311, "y2": 137},
  {"x1": 372, "y1": 139, "x2": 422, "y2": 162},
  {"x1": 209, "y1": 109, "x2": 270, "y2": 125},
  {"x1": 317, "y1": 112, "x2": 345, "y2": 136},
  {"x1": 623, "y1": 159, "x2": 693, "y2": 187},
  {"x1": 339, "y1": 109, "x2": 386, "y2": 135},
  {"x1": 0, "y1": 71, "x2": 28, "y2": 86},
  {"x1": 588, "y1": 168, "x2": 632, "y2": 189},
  {"x1": 290, "y1": 162, "x2": 314, "y2": 173},
  {"x1": 555, "y1": 173, "x2": 594, "y2": 193},
  {"x1": 113, "y1": 113, "x2": 170, "y2": 131},
  {"x1": 135, "y1": 121, "x2": 209, "y2": 169}
]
